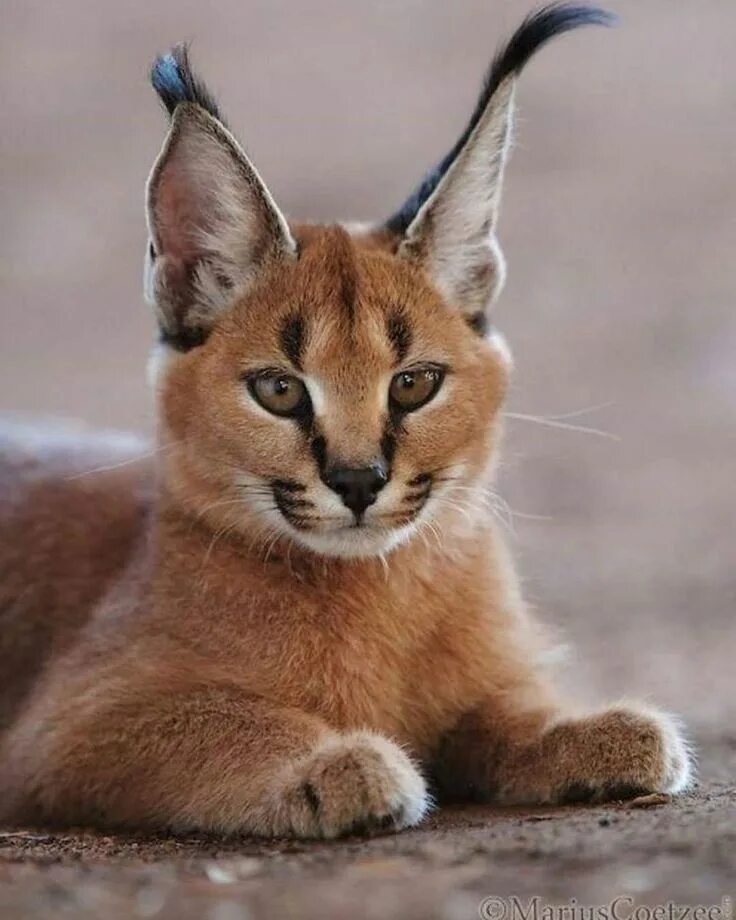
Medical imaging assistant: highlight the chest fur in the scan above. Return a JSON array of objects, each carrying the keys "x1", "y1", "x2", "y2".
[{"x1": 161, "y1": 544, "x2": 504, "y2": 756}]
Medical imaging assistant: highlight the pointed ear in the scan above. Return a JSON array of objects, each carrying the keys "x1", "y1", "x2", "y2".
[
  {"x1": 145, "y1": 47, "x2": 296, "y2": 350},
  {"x1": 398, "y1": 78, "x2": 515, "y2": 329},
  {"x1": 387, "y1": 4, "x2": 615, "y2": 333}
]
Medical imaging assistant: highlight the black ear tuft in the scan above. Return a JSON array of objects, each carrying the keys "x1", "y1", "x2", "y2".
[
  {"x1": 485, "y1": 3, "x2": 615, "y2": 90},
  {"x1": 150, "y1": 43, "x2": 225, "y2": 124},
  {"x1": 386, "y1": 3, "x2": 616, "y2": 235}
]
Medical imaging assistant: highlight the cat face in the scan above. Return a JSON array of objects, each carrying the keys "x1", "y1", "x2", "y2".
[
  {"x1": 158, "y1": 225, "x2": 509, "y2": 558},
  {"x1": 145, "y1": 5, "x2": 613, "y2": 557}
]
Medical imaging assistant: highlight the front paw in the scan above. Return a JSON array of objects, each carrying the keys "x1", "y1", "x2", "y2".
[
  {"x1": 280, "y1": 731, "x2": 430, "y2": 838},
  {"x1": 552, "y1": 704, "x2": 694, "y2": 803}
]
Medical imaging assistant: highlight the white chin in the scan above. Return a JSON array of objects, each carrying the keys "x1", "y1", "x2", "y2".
[{"x1": 287, "y1": 522, "x2": 418, "y2": 559}]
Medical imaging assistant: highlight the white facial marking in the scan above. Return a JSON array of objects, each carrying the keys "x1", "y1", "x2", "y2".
[
  {"x1": 229, "y1": 358, "x2": 477, "y2": 560},
  {"x1": 303, "y1": 375, "x2": 327, "y2": 417}
]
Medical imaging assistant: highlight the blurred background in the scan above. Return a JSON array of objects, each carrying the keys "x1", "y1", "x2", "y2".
[{"x1": 1, "y1": 1, "x2": 734, "y2": 732}]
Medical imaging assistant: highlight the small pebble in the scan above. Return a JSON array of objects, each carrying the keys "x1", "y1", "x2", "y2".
[{"x1": 205, "y1": 864, "x2": 237, "y2": 884}]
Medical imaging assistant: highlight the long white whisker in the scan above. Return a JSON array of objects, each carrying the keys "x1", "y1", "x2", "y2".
[
  {"x1": 414, "y1": 522, "x2": 429, "y2": 554},
  {"x1": 65, "y1": 441, "x2": 178, "y2": 480},
  {"x1": 202, "y1": 520, "x2": 238, "y2": 567},
  {"x1": 200, "y1": 500, "x2": 281, "y2": 566},
  {"x1": 195, "y1": 497, "x2": 255, "y2": 521},
  {"x1": 432, "y1": 489, "x2": 514, "y2": 536},
  {"x1": 532, "y1": 401, "x2": 615, "y2": 421},
  {"x1": 418, "y1": 516, "x2": 444, "y2": 551},
  {"x1": 262, "y1": 530, "x2": 284, "y2": 565},
  {"x1": 377, "y1": 551, "x2": 390, "y2": 581},
  {"x1": 503, "y1": 411, "x2": 619, "y2": 441},
  {"x1": 438, "y1": 483, "x2": 552, "y2": 522}
]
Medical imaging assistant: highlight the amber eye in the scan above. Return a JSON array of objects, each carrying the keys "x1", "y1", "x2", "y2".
[
  {"x1": 389, "y1": 366, "x2": 445, "y2": 412},
  {"x1": 248, "y1": 372, "x2": 309, "y2": 417}
]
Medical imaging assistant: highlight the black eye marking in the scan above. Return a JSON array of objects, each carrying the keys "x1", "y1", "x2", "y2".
[
  {"x1": 380, "y1": 427, "x2": 398, "y2": 467},
  {"x1": 280, "y1": 315, "x2": 306, "y2": 371},
  {"x1": 387, "y1": 310, "x2": 412, "y2": 364},
  {"x1": 310, "y1": 433, "x2": 328, "y2": 476}
]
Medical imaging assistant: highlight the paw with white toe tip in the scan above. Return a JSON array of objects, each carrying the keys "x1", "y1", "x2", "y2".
[
  {"x1": 551, "y1": 703, "x2": 695, "y2": 804},
  {"x1": 279, "y1": 730, "x2": 431, "y2": 838}
]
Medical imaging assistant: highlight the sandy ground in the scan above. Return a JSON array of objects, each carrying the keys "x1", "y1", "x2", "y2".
[
  {"x1": 1, "y1": 0, "x2": 734, "y2": 915},
  {"x1": 1, "y1": 735, "x2": 734, "y2": 918}
]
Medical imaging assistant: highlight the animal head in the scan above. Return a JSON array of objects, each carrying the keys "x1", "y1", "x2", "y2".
[{"x1": 145, "y1": 3, "x2": 613, "y2": 559}]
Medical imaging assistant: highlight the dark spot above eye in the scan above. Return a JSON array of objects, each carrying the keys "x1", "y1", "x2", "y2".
[
  {"x1": 387, "y1": 310, "x2": 412, "y2": 363},
  {"x1": 467, "y1": 311, "x2": 489, "y2": 336},
  {"x1": 159, "y1": 324, "x2": 209, "y2": 352},
  {"x1": 280, "y1": 315, "x2": 306, "y2": 370}
]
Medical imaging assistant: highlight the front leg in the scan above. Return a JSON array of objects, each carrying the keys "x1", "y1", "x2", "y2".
[
  {"x1": 2, "y1": 672, "x2": 429, "y2": 838},
  {"x1": 435, "y1": 696, "x2": 693, "y2": 805}
]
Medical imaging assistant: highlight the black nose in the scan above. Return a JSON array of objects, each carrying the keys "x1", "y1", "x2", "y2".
[{"x1": 325, "y1": 464, "x2": 388, "y2": 517}]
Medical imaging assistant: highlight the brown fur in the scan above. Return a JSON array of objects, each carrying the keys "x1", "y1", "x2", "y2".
[
  {"x1": 0, "y1": 224, "x2": 691, "y2": 836},
  {"x1": 0, "y1": 10, "x2": 692, "y2": 837}
]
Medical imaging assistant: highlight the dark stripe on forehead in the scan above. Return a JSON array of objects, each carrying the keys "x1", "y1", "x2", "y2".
[
  {"x1": 327, "y1": 227, "x2": 358, "y2": 324},
  {"x1": 387, "y1": 311, "x2": 412, "y2": 364},
  {"x1": 280, "y1": 314, "x2": 306, "y2": 370},
  {"x1": 340, "y1": 260, "x2": 357, "y2": 324}
]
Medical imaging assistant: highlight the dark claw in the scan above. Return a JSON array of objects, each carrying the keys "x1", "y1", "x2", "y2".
[{"x1": 302, "y1": 781, "x2": 321, "y2": 815}]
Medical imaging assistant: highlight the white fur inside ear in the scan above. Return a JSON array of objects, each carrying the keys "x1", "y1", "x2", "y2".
[
  {"x1": 400, "y1": 78, "x2": 515, "y2": 317},
  {"x1": 145, "y1": 104, "x2": 296, "y2": 337}
]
